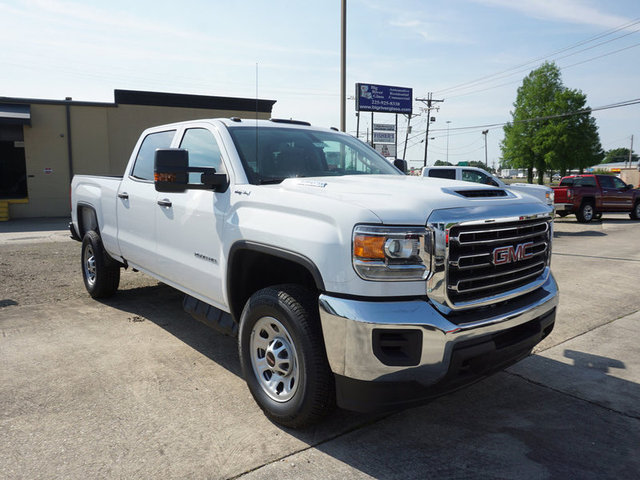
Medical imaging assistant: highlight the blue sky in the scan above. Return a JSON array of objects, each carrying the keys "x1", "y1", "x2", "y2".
[{"x1": 2, "y1": 0, "x2": 639, "y2": 169}]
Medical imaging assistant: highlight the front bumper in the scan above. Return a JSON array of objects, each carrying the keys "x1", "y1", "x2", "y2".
[{"x1": 318, "y1": 273, "x2": 558, "y2": 412}]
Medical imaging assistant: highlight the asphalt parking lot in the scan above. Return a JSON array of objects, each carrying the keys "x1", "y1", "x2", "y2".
[{"x1": 1, "y1": 215, "x2": 639, "y2": 479}]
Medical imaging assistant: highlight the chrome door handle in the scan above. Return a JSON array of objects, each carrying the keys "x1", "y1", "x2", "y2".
[
  {"x1": 118, "y1": 192, "x2": 129, "y2": 199},
  {"x1": 157, "y1": 199, "x2": 172, "y2": 207}
]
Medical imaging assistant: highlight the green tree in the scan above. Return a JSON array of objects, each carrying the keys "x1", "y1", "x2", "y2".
[
  {"x1": 501, "y1": 62, "x2": 602, "y2": 183},
  {"x1": 603, "y1": 147, "x2": 638, "y2": 164},
  {"x1": 502, "y1": 62, "x2": 563, "y2": 183},
  {"x1": 539, "y1": 88, "x2": 603, "y2": 176},
  {"x1": 433, "y1": 160, "x2": 453, "y2": 166}
]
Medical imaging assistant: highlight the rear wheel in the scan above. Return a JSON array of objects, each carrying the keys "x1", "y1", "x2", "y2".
[
  {"x1": 238, "y1": 284, "x2": 335, "y2": 428},
  {"x1": 81, "y1": 230, "x2": 120, "y2": 298},
  {"x1": 576, "y1": 202, "x2": 595, "y2": 223}
]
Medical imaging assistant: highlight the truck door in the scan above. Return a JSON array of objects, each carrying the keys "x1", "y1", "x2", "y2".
[
  {"x1": 117, "y1": 129, "x2": 176, "y2": 272},
  {"x1": 600, "y1": 175, "x2": 635, "y2": 210},
  {"x1": 154, "y1": 126, "x2": 229, "y2": 308}
]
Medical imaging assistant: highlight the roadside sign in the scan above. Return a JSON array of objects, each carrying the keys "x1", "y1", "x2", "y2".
[
  {"x1": 373, "y1": 123, "x2": 395, "y2": 131},
  {"x1": 356, "y1": 83, "x2": 413, "y2": 114},
  {"x1": 374, "y1": 144, "x2": 397, "y2": 158},
  {"x1": 373, "y1": 131, "x2": 395, "y2": 144}
]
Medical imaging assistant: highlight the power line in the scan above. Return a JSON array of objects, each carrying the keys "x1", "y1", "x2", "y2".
[
  {"x1": 444, "y1": 39, "x2": 640, "y2": 100},
  {"x1": 432, "y1": 17, "x2": 640, "y2": 97},
  {"x1": 400, "y1": 97, "x2": 640, "y2": 147}
]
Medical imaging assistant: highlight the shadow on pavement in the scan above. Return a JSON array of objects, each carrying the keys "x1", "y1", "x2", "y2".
[
  {"x1": 301, "y1": 349, "x2": 640, "y2": 479},
  {"x1": 99, "y1": 283, "x2": 243, "y2": 378},
  {"x1": 0, "y1": 217, "x2": 71, "y2": 233},
  {"x1": 554, "y1": 230, "x2": 607, "y2": 237}
]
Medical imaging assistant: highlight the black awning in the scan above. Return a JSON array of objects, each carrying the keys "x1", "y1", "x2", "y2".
[{"x1": 0, "y1": 104, "x2": 31, "y2": 126}]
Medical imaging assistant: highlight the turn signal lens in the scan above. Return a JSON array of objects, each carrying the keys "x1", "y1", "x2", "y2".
[{"x1": 354, "y1": 235, "x2": 385, "y2": 259}]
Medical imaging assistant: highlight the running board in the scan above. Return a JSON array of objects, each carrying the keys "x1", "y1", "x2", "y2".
[{"x1": 183, "y1": 295, "x2": 237, "y2": 337}]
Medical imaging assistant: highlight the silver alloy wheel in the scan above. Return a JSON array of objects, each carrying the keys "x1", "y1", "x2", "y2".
[
  {"x1": 583, "y1": 204, "x2": 594, "y2": 221},
  {"x1": 635, "y1": 203, "x2": 640, "y2": 218},
  {"x1": 83, "y1": 243, "x2": 97, "y2": 287},
  {"x1": 250, "y1": 316, "x2": 300, "y2": 402}
]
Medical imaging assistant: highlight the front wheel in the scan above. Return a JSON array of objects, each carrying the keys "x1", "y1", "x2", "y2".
[
  {"x1": 631, "y1": 202, "x2": 640, "y2": 220},
  {"x1": 238, "y1": 285, "x2": 335, "y2": 428},
  {"x1": 81, "y1": 230, "x2": 120, "y2": 298}
]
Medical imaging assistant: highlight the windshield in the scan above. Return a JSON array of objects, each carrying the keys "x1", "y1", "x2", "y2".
[{"x1": 228, "y1": 126, "x2": 401, "y2": 184}]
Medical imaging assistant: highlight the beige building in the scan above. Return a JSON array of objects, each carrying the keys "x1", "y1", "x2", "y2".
[{"x1": 0, "y1": 90, "x2": 276, "y2": 220}]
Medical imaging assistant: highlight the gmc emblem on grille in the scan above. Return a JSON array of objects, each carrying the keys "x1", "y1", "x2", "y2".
[{"x1": 492, "y1": 242, "x2": 534, "y2": 265}]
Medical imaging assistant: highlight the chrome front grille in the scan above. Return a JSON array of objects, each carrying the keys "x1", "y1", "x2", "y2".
[
  {"x1": 447, "y1": 219, "x2": 550, "y2": 304},
  {"x1": 426, "y1": 205, "x2": 553, "y2": 313}
]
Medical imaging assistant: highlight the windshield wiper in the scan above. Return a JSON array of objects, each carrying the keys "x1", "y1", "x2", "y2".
[{"x1": 257, "y1": 177, "x2": 286, "y2": 185}]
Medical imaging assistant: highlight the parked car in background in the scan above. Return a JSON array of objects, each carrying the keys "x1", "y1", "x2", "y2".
[
  {"x1": 421, "y1": 166, "x2": 554, "y2": 207},
  {"x1": 552, "y1": 174, "x2": 640, "y2": 222}
]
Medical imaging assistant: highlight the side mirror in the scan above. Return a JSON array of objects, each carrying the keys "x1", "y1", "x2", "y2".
[
  {"x1": 155, "y1": 149, "x2": 189, "y2": 193},
  {"x1": 154, "y1": 148, "x2": 229, "y2": 192},
  {"x1": 393, "y1": 159, "x2": 408, "y2": 174},
  {"x1": 624, "y1": 183, "x2": 633, "y2": 191}
]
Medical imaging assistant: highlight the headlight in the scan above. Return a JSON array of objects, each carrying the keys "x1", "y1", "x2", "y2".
[
  {"x1": 545, "y1": 191, "x2": 554, "y2": 205},
  {"x1": 352, "y1": 225, "x2": 432, "y2": 281}
]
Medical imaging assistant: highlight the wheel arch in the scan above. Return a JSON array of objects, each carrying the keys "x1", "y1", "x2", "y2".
[
  {"x1": 580, "y1": 196, "x2": 595, "y2": 207},
  {"x1": 76, "y1": 203, "x2": 100, "y2": 237},
  {"x1": 226, "y1": 241, "x2": 325, "y2": 322}
]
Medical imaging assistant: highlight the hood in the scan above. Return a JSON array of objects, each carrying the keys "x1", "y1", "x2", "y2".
[{"x1": 279, "y1": 175, "x2": 547, "y2": 224}]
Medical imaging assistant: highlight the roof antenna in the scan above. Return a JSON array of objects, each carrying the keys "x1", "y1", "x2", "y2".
[{"x1": 255, "y1": 62, "x2": 259, "y2": 168}]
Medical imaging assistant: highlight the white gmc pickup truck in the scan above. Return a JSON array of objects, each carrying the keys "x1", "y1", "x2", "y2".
[{"x1": 71, "y1": 118, "x2": 558, "y2": 427}]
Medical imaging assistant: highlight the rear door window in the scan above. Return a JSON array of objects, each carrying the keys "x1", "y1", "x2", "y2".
[
  {"x1": 428, "y1": 169, "x2": 456, "y2": 180},
  {"x1": 130, "y1": 130, "x2": 176, "y2": 181}
]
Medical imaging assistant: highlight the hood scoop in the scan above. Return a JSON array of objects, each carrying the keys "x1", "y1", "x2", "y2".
[{"x1": 453, "y1": 189, "x2": 508, "y2": 198}]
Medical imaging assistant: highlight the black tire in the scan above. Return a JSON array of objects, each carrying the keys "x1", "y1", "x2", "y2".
[
  {"x1": 576, "y1": 201, "x2": 595, "y2": 223},
  {"x1": 556, "y1": 211, "x2": 569, "y2": 217},
  {"x1": 238, "y1": 284, "x2": 335, "y2": 428},
  {"x1": 630, "y1": 202, "x2": 640, "y2": 220},
  {"x1": 81, "y1": 230, "x2": 120, "y2": 299}
]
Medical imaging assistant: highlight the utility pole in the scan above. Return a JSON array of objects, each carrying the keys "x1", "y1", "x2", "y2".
[
  {"x1": 446, "y1": 120, "x2": 452, "y2": 164},
  {"x1": 402, "y1": 113, "x2": 419, "y2": 160},
  {"x1": 340, "y1": 0, "x2": 346, "y2": 132},
  {"x1": 482, "y1": 129, "x2": 489, "y2": 168},
  {"x1": 415, "y1": 93, "x2": 444, "y2": 167},
  {"x1": 629, "y1": 135, "x2": 634, "y2": 168}
]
